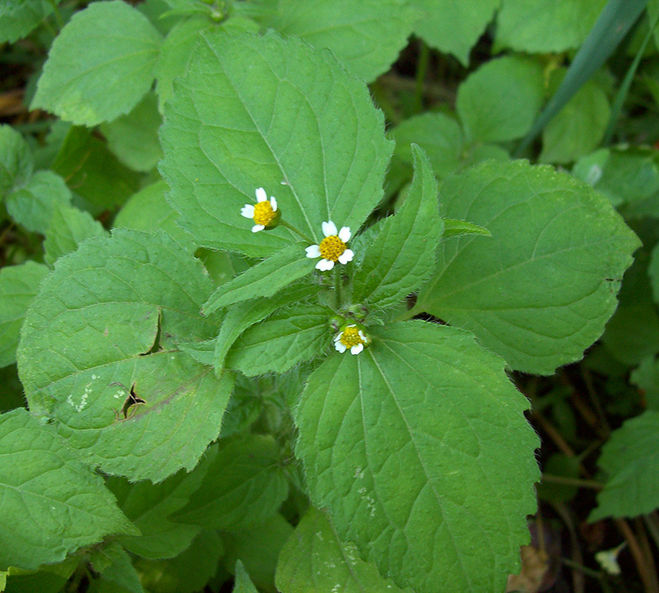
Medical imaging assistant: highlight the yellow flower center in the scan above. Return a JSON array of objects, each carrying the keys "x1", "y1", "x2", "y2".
[
  {"x1": 319, "y1": 235, "x2": 347, "y2": 262},
  {"x1": 340, "y1": 326, "x2": 363, "y2": 348},
  {"x1": 253, "y1": 201, "x2": 275, "y2": 226}
]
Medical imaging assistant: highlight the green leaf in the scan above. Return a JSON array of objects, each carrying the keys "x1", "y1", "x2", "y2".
[
  {"x1": 160, "y1": 30, "x2": 392, "y2": 256},
  {"x1": 410, "y1": 0, "x2": 499, "y2": 66},
  {"x1": 52, "y1": 127, "x2": 141, "y2": 215},
  {"x1": 233, "y1": 560, "x2": 258, "y2": 593},
  {"x1": 44, "y1": 206, "x2": 107, "y2": 265},
  {"x1": 295, "y1": 321, "x2": 539, "y2": 593},
  {"x1": 222, "y1": 514, "x2": 293, "y2": 593},
  {"x1": 17, "y1": 229, "x2": 231, "y2": 482},
  {"x1": 631, "y1": 356, "x2": 659, "y2": 411},
  {"x1": 202, "y1": 243, "x2": 315, "y2": 314},
  {"x1": 572, "y1": 147, "x2": 659, "y2": 207},
  {"x1": 276, "y1": 507, "x2": 411, "y2": 593},
  {"x1": 391, "y1": 112, "x2": 464, "y2": 180},
  {"x1": 456, "y1": 56, "x2": 545, "y2": 143},
  {"x1": 107, "y1": 448, "x2": 217, "y2": 559},
  {"x1": 6, "y1": 170, "x2": 71, "y2": 234},
  {"x1": 415, "y1": 160, "x2": 640, "y2": 375},
  {"x1": 590, "y1": 411, "x2": 659, "y2": 521},
  {"x1": 0, "y1": 125, "x2": 32, "y2": 199},
  {"x1": 0, "y1": 0, "x2": 59, "y2": 43},
  {"x1": 649, "y1": 241, "x2": 659, "y2": 304},
  {"x1": 213, "y1": 283, "x2": 317, "y2": 372},
  {"x1": 0, "y1": 261, "x2": 49, "y2": 368},
  {"x1": 32, "y1": 1, "x2": 162, "y2": 126},
  {"x1": 3, "y1": 558, "x2": 78, "y2": 593},
  {"x1": 601, "y1": 253, "x2": 659, "y2": 365},
  {"x1": 89, "y1": 543, "x2": 144, "y2": 593},
  {"x1": 495, "y1": 0, "x2": 608, "y2": 53},
  {"x1": 114, "y1": 180, "x2": 196, "y2": 253},
  {"x1": 227, "y1": 305, "x2": 330, "y2": 376},
  {"x1": 136, "y1": 530, "x2": 223, "y2": 593},
  {"x1": 155, "y1": 16, "x2": 216, "y2": 111},
  {"x1": 100, "y1": 92, "x2": 163, "y2": 172},
  {"x1": 174, "y1": 434, "x2": 289, "y2": 530},
  {"x1": 540, "y1": 75, "x2": 610, "y2": 164},
  {"x1": 0, "y1": 408, "x2": 137, "y2": 571},
  {"x1": 442, "y1": 218, "x2": 491, "y2": 239},
  {"x1": 262, "y1": 0, "x2": 416, "y2": 82},
  {"x1": 353, "y1": 145, "x2": 442, "y2": 310}
]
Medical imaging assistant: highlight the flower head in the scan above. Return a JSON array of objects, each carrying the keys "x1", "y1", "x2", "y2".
[
  {"x1": 334, "y1": 324, "x2": 369, "y2": 355},
  {"x1": 305, "y1": 221, "x2": 354, "y2": 271},
  {"x1": 241, "y1": 187, "x2": 279, "y2": 232}
]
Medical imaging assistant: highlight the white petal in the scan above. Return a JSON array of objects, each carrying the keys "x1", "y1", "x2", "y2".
[
  {"x1": 322, "y1": 220, "x2": 337, "y2": 237},
  {"x1": 333, "y1": 333, "x2": 342, "y2": 342},
  {"x1": 335, "y1": 341, "x2": 347, "y2": 353},
  {"x1": 270, "y1": 196, "x2": 277, "y2": 211},
  {"x1": 338, "y1": 226, "x2": 351, "y2": 242},
  {"x1": 306, "y1": 245, "x2": 321, "y2": 258},
  {"x1": 255, "y1": 187, "x2": 267, "y2": 202},
  {"x1": 346, "y1": 324, "x2": 356, "y2": 329},
  {"x1": 350, "y1": 343, "x2": 364, "y2": 355},
  {"x1": 358, "y1": 330, "x2": 366, "y2": 340},
  {"x1": 252, "y1": 224, "x2": 265, "y2": 233},
  {"x1": 338, "y1": 249, "x2": 354, "y2": 265},
  {"x1": 241, "y1": 204, "x2": 255, "y2": 218},
  {"x1": 316, "y1": 259, "x2": 334, "y2": 271}
]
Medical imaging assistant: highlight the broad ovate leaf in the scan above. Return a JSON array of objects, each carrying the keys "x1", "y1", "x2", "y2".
[
  {"x1": 296, "y1": 321, "x2": 539, "y2": 593},
  {"x1": 590, "y1": 410, "x2": 659, "y2": 521},
  {"x1": 276, "y1": 507, "x2": 411, "y2": 593},
  {"x1": 0, "y1": 408, "x2": 137, "y2": 571},
  {"x1": 416, "y1": 160, "x2": 640, "y2": 374},
  {"x1": 0, "y1": 0, "x2": 59, "y2": 43},
  {"x1": 352, "y1": 145, "x2": 442, "y2": 310},
  {"x1": 0, "y1": 124, "x2": 32, "y2": 198},
  {"x1": 32, "y1": 1, "x2": 162, "y2": 126},
  {"x1": 262, "y1": 0, "x2": 416, "y2": 82},
  {"x1": 410, "y1": 0, "x2": 499, "y2": 66},
  {"x1": 160, "y1": 31, "x2": 392, "y2": 257},
  {"x1": 17, "y1": 229, "x2": 230, "y2": 482}
]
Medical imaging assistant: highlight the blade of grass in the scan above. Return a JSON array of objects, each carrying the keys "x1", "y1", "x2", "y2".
[
  {"x1": 515, "y1": 0, "x2": 648, "y2": 156},
  {"x1": 603, "y1": 10, "x2": 659, "y2": 144}
]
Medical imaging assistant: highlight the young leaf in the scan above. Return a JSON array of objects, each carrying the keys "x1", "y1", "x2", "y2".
[
  {"x1": 0, "y1": 0, "x2": 59, "y2": 43},
  {"x1": 213, "y1": 283, "x2": 317, "y2": 372},
  {"x1": 457, "y1": 56, "x2": 545, "y2": 143},
  {"x1": 107, "y1": 447, "x2": 218, "y2": 559},
  {"x1": 0, "y1": 124, "x2": 32, "y2": 198},
  {"x1": 114, "y1": 180, "x2": 196, "y2": 253},
  {"x1": 495, "y1": 0, "x2": 607, "y2": 53},
  {"x1": 32, "y1": 1, "x2": 162, "y2": 126},
  {"x1": 202, "y1": 243, "x2": 315, "y2": 314},
  {"x1": 295, "y1": 321, "x2": 539, "y2": 593},
  {"x1": 135, "y1": 530, "x2": 223, "y2": 593},
  {"x1": 415, "y1": 160, "x2": 640, "y2": 375},
  {"x1": 160, "y1": 31, "x2": 392, "y2": 256},
  {"x1": 352, "y1": 145, "x2": 442, "y2": 310},
  {"x1": 173, "y1": 434, "x2": 289, "y2": 531},
  {"x1": 6, "y1": 170, "x2": 71, "y2": 234},
  {"x1": 589, "y1": 410, "x2": 659, "y2": 521},
  {"x1": 261, "y1": 0, "x2": 416, "y2": 82},
  {"x1": 100, "y1": 92, "x2": 163, "y2": 172},
  {"x1": 0, "y1": 408, "x2": 138, "y2": 571},
  {"x1": 88, "y1": 543, "x2": 144, "y2": 593},
  {"x1": 44, "y1": 205, "x2": 107, "y2": 265},
  {"x1": 227, "y1": 305, "x2": 330, "y2": 376},
  {"x1": 442, "y1": 218, "x2": 491, "y2": 239},
  {"x1": 234, "y1": 560, "x2": 259, "y2": 593},
  {"x1": 17, "y1": 229, "x2": 230, "y2": 482},
  {"x1": 410, "y1": 0, "x2": 499, "y2": 66},
  {"x1": 0, "y1": 261, "x2": 49, "y2": 368},
  {"x1": 276, "y1": 507, "x2": 411, "y2": 593}
]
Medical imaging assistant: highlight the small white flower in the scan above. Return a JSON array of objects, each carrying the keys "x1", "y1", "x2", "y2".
[
  {"x1": 241, "y1": 187, "x2": 278, "y2": 232},
  {"x1": 306, "y1": 220, "x2": 353, "y2": 271},
  {"x1": 334, "y1": 324, "x2": 368, "y2": 355}
]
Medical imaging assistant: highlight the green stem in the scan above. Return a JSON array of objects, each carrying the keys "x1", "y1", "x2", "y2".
[
  {"x1": 48, "y1": 0, "x2": 64, "y2": 30},
  {"x1": 541, "y1": 474, "x2": 603, "y2": 490},
  {"x1": 414, "y1": 41, "x2": 430, "y2": 113},
  {"x1": 279, "y1": 219, "x2": 314, "y2": 244}
]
